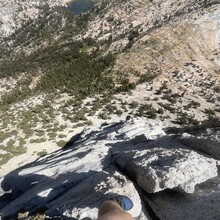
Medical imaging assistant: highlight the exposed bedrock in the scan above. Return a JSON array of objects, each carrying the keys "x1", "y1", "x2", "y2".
[
  {"x1": 0, "y1": 119, "x2": 219, "y2": 219},
  {"x1": 178, "y1": 128, "x2": 220, "y2": 160},
  {"x1": 144, "y1": 172, "x2": 220, "y2": 220}
]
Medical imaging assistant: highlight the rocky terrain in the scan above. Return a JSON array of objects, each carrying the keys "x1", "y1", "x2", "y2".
[
  {"x1": 0, "y1": 0, "x2": 219, "y2": 171},
  {"x1": 0, "y1": 0, "x2": 69, "y2": 39},
  {"x1": 0, "y1": 118, "x2": 219, "y2": 219},
  {"x1": 0, "y1": 0, "x2": 220, "y2": 219},
  {"x1": 85, "y1": 0, "x2": 220, "y2": 121}
]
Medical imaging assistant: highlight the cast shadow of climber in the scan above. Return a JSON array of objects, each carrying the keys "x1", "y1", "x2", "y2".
[
  {"x1": 0, "y1": 120, "x2": 149, "y2": 220},
  {"x1": 0, "y1": 144, "x2": 95, "y2": 208},
  {"x1": 43, "y1": 168, "x2": 122, "y2": 220},
  {"x1": 0, "y1": 169, "x2": 111, "y2": 220},
  {"x1": 0, "y1": 131, "x2": 115, "y2": 220}
]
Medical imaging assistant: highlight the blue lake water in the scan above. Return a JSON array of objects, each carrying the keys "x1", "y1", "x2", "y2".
[{"x1": 67, "y1": 0, "x2": 94, "y2": 15}]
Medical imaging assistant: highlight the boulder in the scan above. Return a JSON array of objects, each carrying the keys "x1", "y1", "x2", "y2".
[
  {"x1": 144, "y1": 173, "x2": 220, "y2": 220},
  {"x1": 45, "y1": 170, "x2": 142, "y2": 220},
  {"x1": 113, "y1": 137, "x2": 218, "y2": 193},
  {"x1": 179, "y1": 130, "x2": 220, "y2": 160},
  {"x1": 0, "y1": 169, "x2": 143, "y2": 220}
]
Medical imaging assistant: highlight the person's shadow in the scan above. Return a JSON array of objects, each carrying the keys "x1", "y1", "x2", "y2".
[
  {"x1": 0, "y1": 124, "x2": 121, "y2": 220},
  {"x1": 0, "y1": 165, "x2": 116, "y2": 219},
  {"x1": 0, "y1": 120, "x2": 158, "y2": 220}
]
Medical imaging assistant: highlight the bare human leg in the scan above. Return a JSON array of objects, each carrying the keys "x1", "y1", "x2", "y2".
[{"x1": 98, "y1": 200, "x2": 133, "y2": 220}]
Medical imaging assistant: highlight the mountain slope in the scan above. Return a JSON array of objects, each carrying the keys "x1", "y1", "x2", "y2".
[{"x1": 0, "y1": 0, "x2": 219, "y2": 176}]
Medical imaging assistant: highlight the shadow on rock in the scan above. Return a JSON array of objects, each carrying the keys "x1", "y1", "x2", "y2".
[{"x1": 0, "y1": 169, "x2": 103, "y2": 219}]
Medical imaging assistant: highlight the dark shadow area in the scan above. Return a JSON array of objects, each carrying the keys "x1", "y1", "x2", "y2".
[
  {"x1": 0, "y1": 126, "x2": 114, "y2": 220},
  {"x1": 63, "y1": 132, "x2": 83, "y2": 149},
  {"x1": 0, "y1": 170, "x2": 105, "y2": 219},
  {"x1": 43, "y1": 168, "x2": 120, "y2": 219},
  {"x1": 63, "y1": 121, "x2": 124, "y2": 150},
  {"x1": 166, "y1": 118, "x2": 220, "y2": 135}
]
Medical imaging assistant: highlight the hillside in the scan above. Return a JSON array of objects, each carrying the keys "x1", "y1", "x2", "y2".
[
  {"x1": 0, "y1": 0, "x2": 70, "y2": 39},
  {"x1": 0, "y1": 0, "x2": 219, "y2": 196}
]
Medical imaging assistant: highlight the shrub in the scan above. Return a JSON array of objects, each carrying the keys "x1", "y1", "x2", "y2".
[
  {"x1": 0, "y1": 131, "x2": 11, "y2": 143},
  {"x1": 213, "y1": 86, "x2": 220, "y2": 93},
  {"x1": 116, "y1": 78, "x2": 136, "y2": 92},
  {"x1": 19, "y1": 138, "x2": 26, "y2": 146},
  {"x1": 73, "y1": 111, "x2": 87, "y2": 122},
  {"x1": 176, "y1": 111, "x2": 198, "y2": 125},
  {"x1": 137, "y1": 73, "x2": 159, "y2": 84},
  {"x1": 187, "y1": 100, "x2": 201, "y2": 109},
  {"x1": 48, "y1": 132, "x2": 57, "y2": 139},
  {"x1": 130, "y1": 101, "x2": 138, "y2": 109},
  {"x1": 115, "y1": 110, "x2": 123, "y2": 116},
  {"x1": 136, "y1": 104, "x2": 157, "y2": 118},
  {"x1": 7, "y1": 139, "x2": 16, "y2": 147},
  {"x1": 157, "y1": 108, "x2": 164, "y2": 114},
  {"x1": 84, "y1": 120, "x2": 93, "y2": 126},
  {"x1": 30, "y1": 138, "x2": 47, "y2": 143},
  {"x1": 204, "y1": 108, "x2": 216, "y2": 119},
  {"x1": 56, "y1": 140, "x2": 67, "y2": 148},
  {"x1": 158, "y1": 103, "x2": 175, "y2": 113},
  {"x1": 37, "y1": 150, "x2": 47, "y2": 157},
  {"x1": 58, "y1": 134, "x2": 66, "y2": 138},
  {"x1": 98, "y1": 112, "x2": 110, "y2": 120},
  {"x1": 0, "y1": 153, "x2": 12, "y2": 166},
  {"x1": 105, "y1": 104, "x2": 117, "y2": 114},
  {"x1": 155, "y1": 82, "x2": 168, "y2": 95},
  {"x1": 162, "y1": 94, "x2": 177, "y2": 104},
  {"x1": 35, "y1": 130, "x2": 45, "y2": 137}
]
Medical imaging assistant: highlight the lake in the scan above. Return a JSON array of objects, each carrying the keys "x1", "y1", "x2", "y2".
[{"x1": 67, "y1": 0, "x2": 94, "y2": 15}]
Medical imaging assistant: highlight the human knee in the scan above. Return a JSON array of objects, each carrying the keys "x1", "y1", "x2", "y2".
[
  {"x1": 98, "y1": 212, "x2": 133, "y2": 220},
  {"x1": 98, "y1": 200, "x2": 122, "y2": 217},
  {"x1": 98, "y1": 201, "x2": 133, "y2": 220}
]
